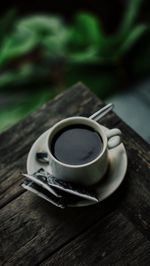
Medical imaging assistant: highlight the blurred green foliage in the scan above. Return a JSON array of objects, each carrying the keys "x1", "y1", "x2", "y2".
[
  {"x1": 0, "y1": 0, "x2": 149, "y2": 132},
  {"x1": 0, "y1": 89, "x2": 57, "y2": 131}
]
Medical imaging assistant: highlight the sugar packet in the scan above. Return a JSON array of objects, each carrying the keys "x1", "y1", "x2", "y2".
[
  {"x1": 23, "y1": 168, "x2": 98, "y2": 203},
  {"x1": 22, "y1": 180, "x2": 65, "y2": 208},
  {"x1": 22, "y1": 179, "x2": 96, "y2": 208}
]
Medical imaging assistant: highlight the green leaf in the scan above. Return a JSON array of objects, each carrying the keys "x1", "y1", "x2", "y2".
[
  {"x1": 18, "y1": 15, "x2": 69, "y2": 56},
  {"x1": 67, "y1": 13, "x2": 104, "y2": 63},
  {"x1": 0, "y1": 30, "x2": 37, "y2": 65},
  {"x1": 0, "y1": 15, "x2": 70, "y2": 65},
  {"x1": 68, "y1": 47, "x2": 99, "y2": 64},
  {"x1": 43, "y1": 30, "x2": 69, "y2": 56},
  {"x1": 73, "y1": 13, "x2": 103, "y2": 46},
  {"x1": 68, "y1": 13, "x2": 102, "y2": 49},
  {"x1": 0, "y1": 106, "x2": 23, "y2": 132},
  {"x1": 0, "y1": 64, "x2": 34, "y2": 88},
  {"x1": 0, "y1": 88, "x2": 58, "y2": 132},
  {"x1": 17, "y1": 15, "x2": 63, "y2": 35},
  {"x1": 0, "y1": 9, "x2": 17, "y2": 44},
  {"x1": 117, "y1": 24, "x2": 148, "y2": 56},
  {"x1": 119, "y1": 0, "x2": 142, "y2": 36}
]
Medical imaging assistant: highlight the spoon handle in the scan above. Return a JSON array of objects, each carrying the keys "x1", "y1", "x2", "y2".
[{"x1": 89, "y1": 103, "x2": 114, "y2": 122}]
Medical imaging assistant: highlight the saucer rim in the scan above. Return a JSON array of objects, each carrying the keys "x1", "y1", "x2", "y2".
[{"x1": 27, "y1": 126, "x2": 128, "y2": 207}]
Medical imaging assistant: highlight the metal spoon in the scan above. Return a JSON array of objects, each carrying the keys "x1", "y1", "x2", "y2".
[{"x1": 89, "y1": 103, "x2": 113, "y2": 121}]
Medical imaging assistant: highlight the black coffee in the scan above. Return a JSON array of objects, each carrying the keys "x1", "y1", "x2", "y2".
[{"x1": 50, "y1": 124, "x2": 103, "y2": 165}]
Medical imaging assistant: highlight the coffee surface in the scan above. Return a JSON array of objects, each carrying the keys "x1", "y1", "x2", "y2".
[{"x1": 50, "y1": 124, "x2": 103, "y2": 165}]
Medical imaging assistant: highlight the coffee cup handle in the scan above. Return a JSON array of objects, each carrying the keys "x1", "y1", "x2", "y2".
[{"x1": 106, "y1": 128, "x2": 122, "y2": 149}]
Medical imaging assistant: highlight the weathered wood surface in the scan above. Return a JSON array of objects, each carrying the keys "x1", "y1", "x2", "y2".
[
  {"x1": 42, "y1": 212, "x2": 150, "y2": 266},
  {"x1": 0, "y1": 83, "x2": 150, "y2": 266}
]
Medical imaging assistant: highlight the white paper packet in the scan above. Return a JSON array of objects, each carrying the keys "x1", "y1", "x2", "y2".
[{"x1": 23, "y1": 168, "x2": 98, "y2": 203}]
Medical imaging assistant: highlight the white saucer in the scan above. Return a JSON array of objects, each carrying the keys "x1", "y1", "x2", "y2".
[{"x1": 27, "y1": 126, "x2": 128, "y2": 207}]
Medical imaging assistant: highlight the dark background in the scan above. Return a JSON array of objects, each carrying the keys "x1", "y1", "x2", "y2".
[
  {"x1": 0, "y1": 0, "x2": 150, "y2": 136},
  {"x1": 1, "y1": 1, "x2": 149, "y2": 32}
]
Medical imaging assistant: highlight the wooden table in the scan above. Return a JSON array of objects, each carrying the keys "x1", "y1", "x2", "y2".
[{"x1": 0, "y1": 83, "x2": 150, "y2": 266}]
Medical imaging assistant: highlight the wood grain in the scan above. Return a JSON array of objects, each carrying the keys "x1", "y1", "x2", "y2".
[
  {"x1": 0, "y1": 83, "x2": 120, "y2": 265},
  {"x1": 0, "y1": 83, "x2": 120, "y2": 209},
  {"x1": 0, "y1": 83, "x2": 150, "y2": 266},
  {"x1": 41, "y1": 212, "x2": 150, "y2": 266},
  {"x1": 0, "y1": 83, "x2": 102, "y2": 209},
  {"x1": 35, "y1": 118, "x2": 150, "y2": 265},
  {"x1": 0, "y1": 186, "x2": 123, "y2": 265},
  {"x1": 117, "y1": 121, "x2": 150, "y2": 241}
]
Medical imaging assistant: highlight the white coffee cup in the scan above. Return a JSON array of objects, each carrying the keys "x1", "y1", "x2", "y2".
[{"x1": 45, "y1": 117, "x2": 121, "y2": 186}]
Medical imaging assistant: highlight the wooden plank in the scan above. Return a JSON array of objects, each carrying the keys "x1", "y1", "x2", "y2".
[
  {"x1": 0, "y1": 83, "x2": 102, "y2": 165},
  {"x1": 0, "y1": 121, "x2": 150, "y2": 265},
  {"x1": 41, "y1": 212, "x2": 150, "y2": 266},
  {"x1": 0, "y1": 83, "x2": 120, "y2": 209},
  {"x1": 0, "y1": 83, "x2": 122, "y2": 265},
  {"x1": 0, "y1": 83, "x2": 102, "y2": 208},
  {"x1": 19, "y1": 119, "x2": 150, "y2": 265},
  {"x1": 118, "y1": 121, "x2": 150, "y2": 156},
  {"x1": 116, "y1": 121, "x2": 150, "y2": 240},
  {"x1": 0, "y1": 157, "x2": 25, "y2": 209},
  {"x1": 0, "y1": 190, "x2": 119, "y2": 265},
  {"x1": 0, "y1": 83, "x2": 150, "y2": 266}
]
